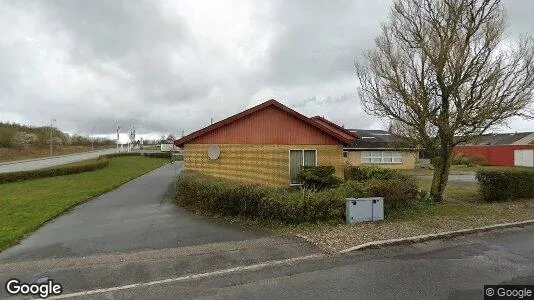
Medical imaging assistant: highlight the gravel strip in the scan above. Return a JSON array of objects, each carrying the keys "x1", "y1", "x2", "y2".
[{"x1": 286, "y1": 199, "x2": 534, "y2": 253}]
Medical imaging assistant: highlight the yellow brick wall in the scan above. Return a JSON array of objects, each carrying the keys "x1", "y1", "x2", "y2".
[
  {"x1": 345, "y1": 150, "x2": 418, "y2": 169},
  {"x1": 184, "y1": 144, "x2": 345, "y2": 186}
]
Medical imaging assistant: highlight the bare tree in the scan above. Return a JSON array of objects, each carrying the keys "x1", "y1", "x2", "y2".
[
  {"x1": 11, "y1": 131, "x2": 38, "y2": 149},
  {"x1": 355, "y1": 0, "x2": 534, "y2": 202}
]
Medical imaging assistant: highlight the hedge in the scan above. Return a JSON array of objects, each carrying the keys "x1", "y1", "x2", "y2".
[
  {"x1": 176, "y1": 171, "x2": 419, "y2": 223},
  {"x1": 0, "y1": 156, "x2": 110, "y2": 184},
  {"x1": 452, "y1": 154, "x2": 487, "y2": 166},
  {"x1": 345, "y1": 166, "x2": 402, "y2": 181},
  {"x1": 476, "y1": 169, "x2": 534, "y2": 202},
  {"x1": 297, "y1": 166, "x2": 341, "y2": 190},
  {"x1": 104, "y1": 152, "x2": 180, "y2": 159}
]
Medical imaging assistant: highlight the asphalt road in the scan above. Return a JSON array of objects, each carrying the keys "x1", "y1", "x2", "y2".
[
  {"x1": 0, "y1": 162, "x2": 266, "y2": 261},
  {"x1": 0, "y1": 148, "x2": 117, "y2": 173},
  {"x1": 1, "y1": 225, "x2": 532, "y2": 299}
]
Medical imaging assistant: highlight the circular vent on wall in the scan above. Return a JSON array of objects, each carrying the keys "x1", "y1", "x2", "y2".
[{"x1": 207, "y1": 144, "x2": 221, "y2": 160}]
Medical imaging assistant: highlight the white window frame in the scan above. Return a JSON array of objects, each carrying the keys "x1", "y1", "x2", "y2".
[
  {"x1": 289, "y1": 149, "x2": 318, "y2": 186},
  {"x1": 361, "y1": 151, "x2": 403, "y2": 164}
]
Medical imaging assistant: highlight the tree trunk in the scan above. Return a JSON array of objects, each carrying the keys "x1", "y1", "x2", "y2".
[{"x1": 430, "y1": 148, "x2": 453, "y2": 202}]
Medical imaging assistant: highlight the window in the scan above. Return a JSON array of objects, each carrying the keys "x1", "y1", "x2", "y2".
[
  {"x1": 289, "y1": 149, "x2": 317, "y2": 185},
  {"x1": 361, "y1": 151, "x2": 402, "y2": 164},
  {"x1": 343, "y1": 151, "x2": 348, "y2": 158}
]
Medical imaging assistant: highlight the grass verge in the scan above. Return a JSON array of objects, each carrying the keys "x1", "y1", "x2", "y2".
[{"x1": 0, "y1": 156, "x2": 167, "y2": 251}]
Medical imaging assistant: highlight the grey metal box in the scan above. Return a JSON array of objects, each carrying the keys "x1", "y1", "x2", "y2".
[{"x1": 346, "y1": 197, "x2": 384, "y2": 224}]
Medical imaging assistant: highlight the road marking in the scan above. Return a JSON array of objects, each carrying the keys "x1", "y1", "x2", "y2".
[{"x1": 49, "y1": 253, "x2": 324, "y2": 299}]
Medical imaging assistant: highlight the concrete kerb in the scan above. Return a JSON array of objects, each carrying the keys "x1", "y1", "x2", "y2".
[{"x1": 337, "y1": 219, "x2": 534, "y2": 254}]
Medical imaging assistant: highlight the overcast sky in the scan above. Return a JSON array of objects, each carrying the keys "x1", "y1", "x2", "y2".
[{"x1": 0, "y1": 0, "x2": 532, "y2": 141}]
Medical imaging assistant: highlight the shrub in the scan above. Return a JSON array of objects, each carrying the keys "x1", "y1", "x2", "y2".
[
  {"x1": 451, "y1": 154, "x2": 470, "y2": 165},
  {"x1": 366, "y1": 177, "x2": 420, "y2": 210},
  {"x1": 296, "y1": 166, "x2": 341, "y2": 190},
  {"x1": 476, "y1": 169, "x2": 534, "y2": 202},
  {"x1": 466, "y1": 155, "x2": 487, "y2": 167},
  {"x1": 451, "y1": 154, "x2": 487, "y2": 166},
  {"x1": 176, "y1": 171, "x2": 419, "y2": 223},
  {"x1": 0, "y1": 156, "x2": 109, "y2": 184},
  {"x1": 11, "y1": 131, "x2": 38, "y2": 149},
  {"x1": 345, "y1": 166, "x2": 401, "y2": 181}
]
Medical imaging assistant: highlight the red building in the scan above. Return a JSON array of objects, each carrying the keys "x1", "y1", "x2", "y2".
[{"x1": 453, "y1": 132, "x2": 534, "y2": 167}]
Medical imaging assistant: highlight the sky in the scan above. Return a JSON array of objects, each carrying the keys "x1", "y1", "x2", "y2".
[{"x1": 0, "y1": 0, "x2": 532, "y2": 142}]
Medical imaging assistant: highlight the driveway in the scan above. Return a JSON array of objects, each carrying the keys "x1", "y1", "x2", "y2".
[
  {"x1": 0, "y1": 162, "x2": 266, "y2": 261},
  {"x1": 0, "y1": 148, "x2": 117, "y2": 173}
]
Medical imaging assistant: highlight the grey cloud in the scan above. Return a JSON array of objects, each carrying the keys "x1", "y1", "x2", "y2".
[
  {"x1": 1, "y1": 0, "x2": 533, "y2": 138},
  {"x1": 262, "y1": 0, "x2": 390, "y2": 87}
]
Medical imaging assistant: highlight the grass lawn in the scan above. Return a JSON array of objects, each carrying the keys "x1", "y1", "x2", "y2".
[{"x1": 0, "y1": 156, "x2": 167, "y2": 251}]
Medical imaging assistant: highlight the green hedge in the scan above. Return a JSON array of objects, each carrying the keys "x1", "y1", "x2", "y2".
[
  {"x1": 345, "y1": 166, "x2": 401, "y2": 181},
  {"x1": 297, "y1": 166, "x2": 341, "y2": 190},
  {"x1": 104, "y1": 152, "x2": 141, "y2": 158},
  {"x1": 452, "y1": 154, "x2": 487, "y2": 166},
  {"x1": 0, "y1": 156, "x2": 110, "y2": 184},
  {"x1": 142, "y1": 152, "x2": 171, "y2": 159},
  {"x1": 104, "y1": 152, "x2": 178, "y2": 159},
  {"x1": 476, "y1": 169, "x2": 534, "y2": 202},
  {"x1": 176, "y1": 171, "x2": 419, "y2": 223}
]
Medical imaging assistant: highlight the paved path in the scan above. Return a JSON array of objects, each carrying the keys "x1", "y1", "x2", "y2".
[
  {"x1": 0, "y1": 162, "x2": 266, "y2": 261},
  {"x1": 418, "y1": 173, "x2": 477, "y2": 184},
  {"x1": 0, "y1": 149, "x2": 117, "y2": 173}
]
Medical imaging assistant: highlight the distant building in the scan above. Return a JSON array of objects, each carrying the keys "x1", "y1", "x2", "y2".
[
  {"x1": 342, "y1": 128, "x2": 419, "y2": 170},
  {"x1": 454, "y1": 132, "x2": 534, "y2": 167}
]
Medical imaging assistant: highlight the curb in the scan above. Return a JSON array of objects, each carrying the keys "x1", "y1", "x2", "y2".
[
  {"x1": 0, "y1": 149, "x2": 115, "y2": 166},
  {"x1": 338, "y1": 219, "x2": 534, "y2": 254}
]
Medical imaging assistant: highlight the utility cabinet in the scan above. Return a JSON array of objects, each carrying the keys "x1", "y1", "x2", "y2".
[{"x1": 346, "y1": 197, "x2": 384, "y2": 224}]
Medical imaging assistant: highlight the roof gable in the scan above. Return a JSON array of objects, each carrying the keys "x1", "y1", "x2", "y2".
[
  {"x1": 310, "y1": 116, "x2": 358, "y2": 140},
  {"x1": 174, "y1": 100, "x2": 354, "y2": 146}
]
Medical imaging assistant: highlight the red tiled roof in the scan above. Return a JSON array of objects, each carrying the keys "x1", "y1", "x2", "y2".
[{"x1": 174, "y1": 99, "x2": 355, "y2": 147}]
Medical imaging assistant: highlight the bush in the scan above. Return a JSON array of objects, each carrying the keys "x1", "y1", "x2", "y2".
[
  {"x1": 366, "y1": 177, "x2": 420, "y2": 210},
  {"x1": 11, "y1": 131, "x2": 38, "y2": 149},
  {"x1": 345, "y1": 166, "x2": 401, "y2": 181},
  {"x1": 476, "y1": 169, "x2": 534, "y2": 202},
  {"x1": 176, "y1": 171, "x2": 420, "y2": 223},
  {"x1": 451, "y1": 154, "x2": 487, "y2": 166},
  {"x1": 296, "y1": 166, "x2": 341, "y2": 190},
  {"x1": 0, "y1": 156, "x2": 109, "y2": 184},
  {"x1": 466, "y1": 155, "x2": 487, "y2": 167},
  {"x1": 451, "y1": 154, "x2": 470, "y2": 165}
]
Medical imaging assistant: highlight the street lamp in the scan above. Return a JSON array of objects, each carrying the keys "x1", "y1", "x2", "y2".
[
  {"x1": 49, "y1": 119, "x2": 56, "y2": 157},
  {"x1": 91, "y1": 126, "x2": 95, "y2": 151}
]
